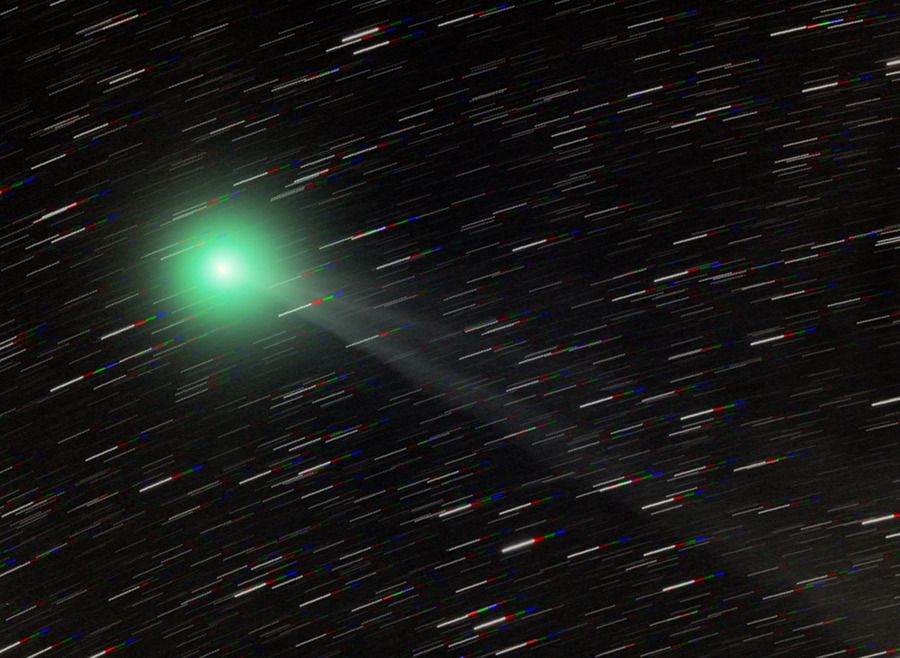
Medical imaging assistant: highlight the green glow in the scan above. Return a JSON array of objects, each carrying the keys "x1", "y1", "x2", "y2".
[
  {"x1": 162, "y1": 205, "x2": 295, "y2": 333},
  {"x1": 207, "y1": 251, "x2": 244, "y2": 285}
]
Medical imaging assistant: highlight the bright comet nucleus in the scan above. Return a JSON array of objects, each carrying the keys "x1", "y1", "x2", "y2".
[
  {"x1": 159, "y1": 205, "x2": 295, "y2": 334},
  {"x1": 209, "y1": 254, "x2": 243, "y2": 283}
]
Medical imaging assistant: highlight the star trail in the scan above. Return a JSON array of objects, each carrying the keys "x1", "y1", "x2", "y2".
[{"x1": 0, "y1": 1, "x2": 898, "y2": 657}]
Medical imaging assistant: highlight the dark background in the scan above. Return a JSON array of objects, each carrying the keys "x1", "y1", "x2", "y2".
[{"x1": 0, "y1": 1, "x2": 898, "y2": 656}]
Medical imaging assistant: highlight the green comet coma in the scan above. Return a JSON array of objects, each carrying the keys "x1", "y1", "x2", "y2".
[{"x1": 166, "y1": 210, "x2": 289, "y2": 327}]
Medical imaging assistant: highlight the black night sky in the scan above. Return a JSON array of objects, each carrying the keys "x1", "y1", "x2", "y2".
[{"x1": 1, "y1": 1, "x2": 898, "y2": 657}]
